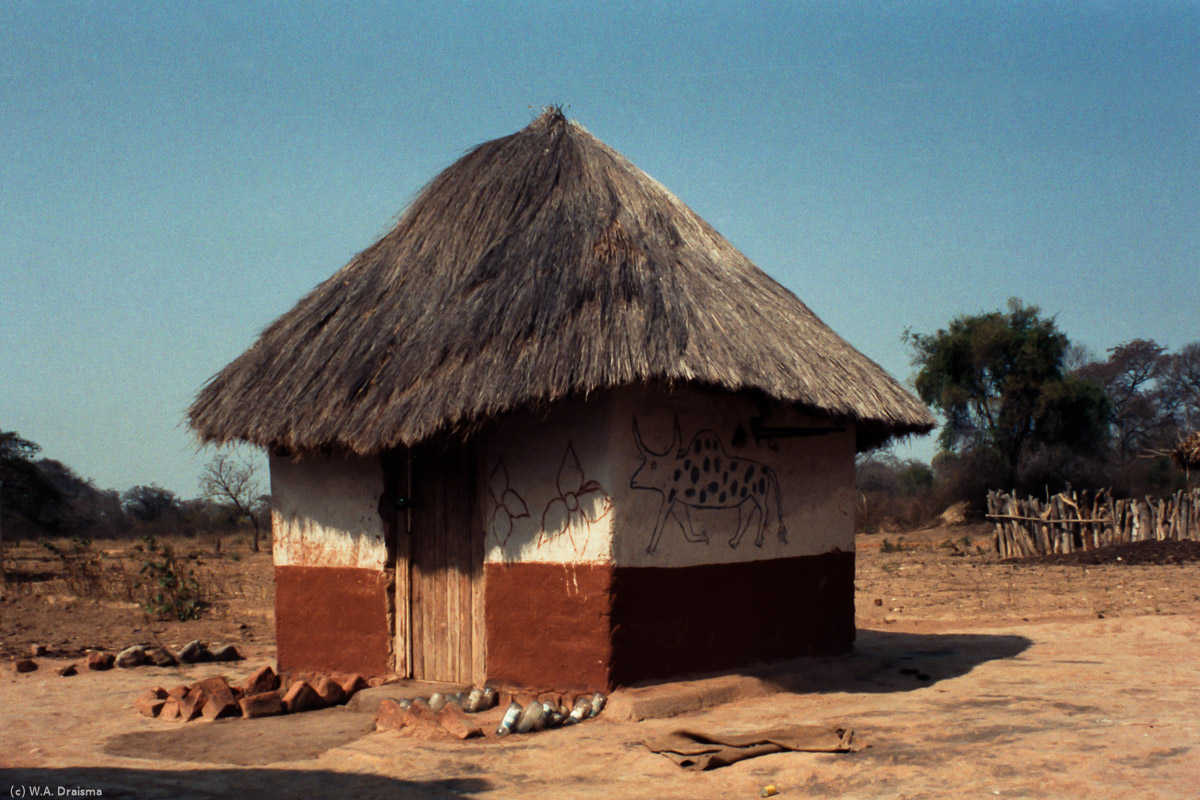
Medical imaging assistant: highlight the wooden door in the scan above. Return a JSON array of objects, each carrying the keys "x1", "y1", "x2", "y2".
[{"x1": 394, "y1": 440, "x2": 485, "y2": 683}]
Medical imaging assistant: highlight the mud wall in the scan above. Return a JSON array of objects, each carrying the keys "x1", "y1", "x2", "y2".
[{"x1": 270, "y1": 452, "x2": 392, "y2": 676}]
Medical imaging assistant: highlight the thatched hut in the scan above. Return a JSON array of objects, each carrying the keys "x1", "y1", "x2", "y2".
[{"x1": 189, "y1": 109, "x2": 933, "y2": 691}]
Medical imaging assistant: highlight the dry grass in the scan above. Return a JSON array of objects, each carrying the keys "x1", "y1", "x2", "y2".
[{"x1": 189, "y1": 107, "x2": 932, "y2": 456}]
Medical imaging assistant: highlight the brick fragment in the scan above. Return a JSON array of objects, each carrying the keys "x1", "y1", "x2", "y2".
[
  {"x1": 281, "y1": 680, "x2": 321, "y2": 714},
  {"x1": 135, "y1": 689, "x2": 167, "y2": 718},
  {"x1": 400, "y1": 698, "x2": 448, "y2": 740},
  {"x1": 436, "y1": 702, "x2": 483, "y2": 739},
  {"x1": 243, "y1": 665, "x2": 280, "y2": 696},
  {"x1": 313, "y1": 676, "x2": 347, "y2": 707},
  {"x1": 374, "y1": 697, "x2": 408, "y2": 732},
  {"x1": 159, "y1": 696, "x2": 182, "y2": 721},
  {"x1": 239, "y1": 691, "x2": 283, "y2": 719},
  {"x1": 86, "y1": 651, "x2": 114, "y2": 671},
  {"x1": 334, "y1": 673, "x2": 367, "y2": 699},
  {"x1": 179, "y1": 686, "x2": 207, "y2": 721},
  {"x1": 197, "y1": 676, "x2": 239, "y2": 720}
]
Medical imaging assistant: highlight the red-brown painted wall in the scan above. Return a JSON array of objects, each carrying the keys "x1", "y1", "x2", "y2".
[
  {"x1": 610, "y1": 551, "x2": 855, "y2": 686},
  {"x1": 275, "y1": 565, "x2": 392, "y2": 677},
  {"x1": 482, "y1": 552, "x2": 854, "y2": 691},
  {"x1": 483, "y1": 562, "x2": 614, "y2": 692}
]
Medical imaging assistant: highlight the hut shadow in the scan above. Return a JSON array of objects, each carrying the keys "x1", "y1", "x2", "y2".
[
  {"x1": 748, "y1": 629, "x2": 1033, "y2": 695},
  {"x1": 621, "y1": 629, "x2": 1032, "y2": 698},
  {"x1": 0, "y1": 767, "x2": 489, "y2": 800}
]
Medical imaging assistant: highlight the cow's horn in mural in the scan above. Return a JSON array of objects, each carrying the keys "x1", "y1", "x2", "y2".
[{"x1": 631, "y1": 418, "x2": 788, "y2": 554}]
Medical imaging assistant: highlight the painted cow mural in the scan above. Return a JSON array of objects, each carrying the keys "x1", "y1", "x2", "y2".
[{"x1": 631, "y1": 419, "x2": 788, "y2": 553}]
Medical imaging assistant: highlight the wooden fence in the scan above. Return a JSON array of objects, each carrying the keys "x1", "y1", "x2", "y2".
[{"x1": 986, "y1": 487, "x2": 1200, "y2": 558}]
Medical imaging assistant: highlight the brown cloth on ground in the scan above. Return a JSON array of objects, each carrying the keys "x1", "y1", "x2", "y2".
[{"x1": 643, "y1": 725, "x2": 859, "y2": 771}]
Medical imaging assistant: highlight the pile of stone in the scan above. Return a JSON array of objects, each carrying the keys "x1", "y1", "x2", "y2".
[
  {"x1": 136, "y1": 665, "x2": 369, "y2": 722},
  {"x1": 11, "y1": 640, "x2": 242, "y2": 678}
]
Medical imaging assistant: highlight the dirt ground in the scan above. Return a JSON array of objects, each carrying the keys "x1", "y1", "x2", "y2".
[{"x1": 2, "y1": 524, "x2": 1199, "y2": 799}]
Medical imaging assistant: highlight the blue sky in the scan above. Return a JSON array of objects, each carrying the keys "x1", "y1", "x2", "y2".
[{"x1": 2, "y1": 1, "x2": 1197, "y2": 497}]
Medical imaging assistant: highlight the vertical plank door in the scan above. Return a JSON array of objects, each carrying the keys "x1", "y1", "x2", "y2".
[{"x1": 406, "y1": 440, "x2": 485, "y2": 683}]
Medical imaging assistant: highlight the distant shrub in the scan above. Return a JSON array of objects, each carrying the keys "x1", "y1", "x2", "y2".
[{"x1": 133, "y1": 535, "x2": 205, "y2": 621}]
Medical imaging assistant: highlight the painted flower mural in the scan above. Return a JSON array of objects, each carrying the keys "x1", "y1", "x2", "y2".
[
  {"x1": 487, "y1": 457, "x2": 529, "y2": 547},
  {"x1": 539, "y1": 443, "x2": 612, "y2": 554}
]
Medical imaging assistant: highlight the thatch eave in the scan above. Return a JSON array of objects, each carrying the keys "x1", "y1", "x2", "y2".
[{"x1": 188, "y1": 108, "x2": 934, "y2": 456}]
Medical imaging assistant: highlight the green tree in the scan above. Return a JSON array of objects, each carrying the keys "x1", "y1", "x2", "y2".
[
  {"x1": 0, "y1": 431, "x2": 66, "y2": 531},
  {"x1": 121, "y1": 484, "x2": 179, "y2": 523},
  {"x1": 907, "y1": 299, "x2": 1110, "y2": 489}
]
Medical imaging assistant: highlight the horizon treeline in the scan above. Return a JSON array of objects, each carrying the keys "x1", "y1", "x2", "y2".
[
  {"x1": 859, "y1": 300, "x2": 1198, "y2": 531},
  {"x1": 0, "y1": 432, "x2": 268, "y2": 544}
]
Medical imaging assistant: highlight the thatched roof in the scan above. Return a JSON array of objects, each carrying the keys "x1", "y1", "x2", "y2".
[{"x1": 189, "y1": 108, "x2": 933, "y2": 454}]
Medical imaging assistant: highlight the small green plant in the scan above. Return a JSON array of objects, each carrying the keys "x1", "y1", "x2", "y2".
[{"x1": 133, "y1": 535, "x2": 204, "y2": 621}]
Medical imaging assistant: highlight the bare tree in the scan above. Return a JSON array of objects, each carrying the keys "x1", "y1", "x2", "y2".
[{"x1": 200, "y1": 452, "x2": 265, "y2": 553}]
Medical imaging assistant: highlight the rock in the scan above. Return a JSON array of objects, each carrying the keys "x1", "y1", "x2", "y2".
[
  {"x1": 135, "y1": 689, "x2": 167, "y2": 717},
  {"x1": 13, "y1": 659, "x2": 38, "y2": 673},
  {"x1": 159, "y1": 696, "x2": 182, "y2": 721},
  {"x1": 145, "y1": 647, "x2": 178, "y2": 667},
  {"x1": 179, "y1": 686, "x2": 207, "y2": 721},
  {"x1": 374, "y1": 698, "x2": 408, "y2": 732},
  {"x1": 197, "y1": 676, "x2": 239, "y2": 721},
  {"x1": 938, "y1": 500, "x2": 970, "y2": 526},
  {"x1": 239, "y1": 691, "x2": 283, "y2": 719},
  {"x1": 166, "y1": 684, "x2": 189, "y2": 700},
  {"x1": 30, "y1": 644, "x2": 46, "y2": 657},
  {"x1": 115, "y1": 645, "x2": 146, "y2": 668},
  {"x1": 86, "y1": 652, "x2": 114, "y2": 671},
  {"x1": 436, "y1": 702, "x2": 483, "y2": 740},
  {"x1": 178, "y1": 640, "x2": 207, "y2": 663},
  {"x1": 334, "y1": 673, "x2": 367, "y2": 699},
  {"x1": 243, "y1": 665, "x2": 280, "y2": 695},
  {"x1": 313, "y1": 676, "x2": 346, "y2": 707},
  {"x1": 281, "y1": 681, "x2": 321, "y2": 714},
  {"x1": 367, "y1": 676, "x2": 387, "y2": 688},
  {"x1": 58, "y1": 664, "x2": 78, "y2": 677},
  {"x1": 210, "y1": 644, "x2": 242, "y2": 662},
  {"x1": 399, "y1": 698, "x2": 446, "y2": 740}
]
